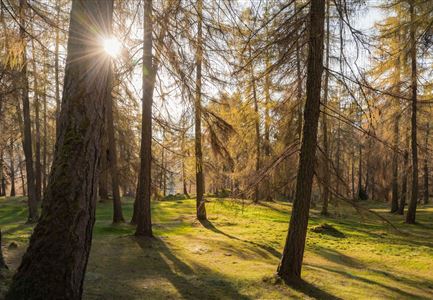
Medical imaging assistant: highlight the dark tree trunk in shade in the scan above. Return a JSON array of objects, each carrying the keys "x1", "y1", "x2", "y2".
[
  {"x1": 9, "y1": 140, "x2": 15, "y2": 197},
  {"x1": 106, "y1": 70, "x2": 124, "y2": 223},
  {"x1": 6, "y1": 1, "x2": 114, "y2": 298},
  {"x1": 398, "y1": 127, "x2": 410, "y2": 215},
  {"x1": 18, "y1": 0, "x2": 38, "y2": 222},
  {"x1": 406, "y1": 0, "x2": 418, "y2": 224},
  {"x1": 277, "y1": 0, "x2": 325, "y2": 281},
  {"x1": 195, "y1": 0, "x2": 207, "y2": 220},
  {"x1": 133, "y1": 0, "x2": 154, "y2": 236},
  {"x1": 31, "y1": 31, "x2": 42, "y2": 203},
  {"x1": 0, "y1": 150, "x2": 4, "y2": 197},
  {"x1": 320, "y1": 0, "x2": 330, "y2": 216},
  {"x1": 391, "y1": 115, "x2": 400, "y2": 213}
]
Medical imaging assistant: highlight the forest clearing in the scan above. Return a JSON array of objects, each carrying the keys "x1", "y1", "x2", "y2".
[
  {"x1": 2, "y1": 0, "x2": 433, "y2": 298},
  {"x1": 2, "y1": 196, "x2": 433, "y2": 299}
]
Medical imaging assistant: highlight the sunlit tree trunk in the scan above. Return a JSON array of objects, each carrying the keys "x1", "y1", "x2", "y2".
[
  {"x1": 6, "y1": 1, "x2": 114, "y2": 298},
  {"x1": 277, "y1": 0, "x2": 325, "y2": 281},
  {"x1": 195, "y1": 0, "x2": 207, "y2": 220},
  {"x1": 133, "y1": 0, "x2": 155, "y2": 236},
  {"x1": 406, "y1": 0, "x2": 418, "y2": 224}
]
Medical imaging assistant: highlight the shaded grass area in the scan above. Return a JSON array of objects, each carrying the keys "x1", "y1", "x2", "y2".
[{"x1": 1, "y1": 196, "x2": 433, "y2": 299}]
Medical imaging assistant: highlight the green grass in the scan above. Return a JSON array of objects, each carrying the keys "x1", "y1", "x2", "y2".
[{"x1": 1, "y1": 196, "x2": 433, "y2": 299}]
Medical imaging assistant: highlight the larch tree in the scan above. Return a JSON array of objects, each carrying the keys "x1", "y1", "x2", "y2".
[
  {"x1": 133, "y1": 0, "x2": 155, "y2": 237},
  {"x1": 6, "y1": 0, "x2": 114, "y2": 298},
  {"x1": 277, "y1": 0, "x2": 326, "y2": 281}
]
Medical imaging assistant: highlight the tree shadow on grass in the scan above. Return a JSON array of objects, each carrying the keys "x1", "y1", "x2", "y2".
[
  {"x1": 306, "y1": 263, "x2": 430, "y2": 299},
  {"x1": 284, "y1": 278, "x2": 343, "y2": 300},
  {"x1": 199, "y1": 219, "x2": 281, "y2": 259},
  {"x1": 134, "y1": 236, "x2": 250, "y2": 299}
]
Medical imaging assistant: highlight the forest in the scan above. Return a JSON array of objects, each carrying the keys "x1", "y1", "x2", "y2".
[{"x1": 0, "y1": 0, "x2": 433, "y2": 299}]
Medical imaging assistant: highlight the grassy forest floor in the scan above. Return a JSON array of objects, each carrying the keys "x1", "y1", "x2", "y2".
[{"x1": 1, "y1": 196, "x2": 433, "y2": 299}]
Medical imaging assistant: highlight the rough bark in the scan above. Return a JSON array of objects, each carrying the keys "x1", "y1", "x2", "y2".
[
  {"x1": 133, "y1": 0, "x2": 154, "y2": 236},
  {"x1": 195, "y1": 0, "x2": 207, "y2": 220},
  {"x1": 6, "y1": 1, "x2": 114, "y2": 298},
  {"x1": 406, "y1": 0, "x2": 418, "y2": 224},
  {"x1": 277, "y1": 0, "x2": 325, "y2": 281},
  {"x1": 18, "y1": 0, "x2": 38, "y2": 222},
  {"x1": 320, "y1": 0, "x2": 330, "y2": 216},
  {"x1": 106, "y1": 71, "x2": 124, "y2": 223},
  {"x1": 9, "y1": 140, "x2": 15, "y2": 197},
  {"x1": 0, "y1": 230, "x2": 7, "y2": 269}
]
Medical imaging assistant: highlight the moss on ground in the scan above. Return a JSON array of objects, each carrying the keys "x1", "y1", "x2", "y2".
[{"x1": 1, "y1": 195, "x2": 433, "y2": 299}]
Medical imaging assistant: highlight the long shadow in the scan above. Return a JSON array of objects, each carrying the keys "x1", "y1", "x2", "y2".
[
  {"x1": 258, "y1": 202, "x2": 290, "y2": 215},
  {"x1": 306, "y1": 263, "x2": 429, "y2": 299},
  {"x1": 285, "y1": 278, "x2": 343, "y2": 300},
  {"x1": 134, "y1": 236, "x2": 250, "y2": 299},
  {"x1": 199, "y1": 219, "x2": 281, "y2": 259},
  {"x1": 312, "y1": 246, "x2": 365, "y2": 269}
]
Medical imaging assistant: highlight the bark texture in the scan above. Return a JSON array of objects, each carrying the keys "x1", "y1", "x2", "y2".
[
  {"x1": 277, "y1": 0, "x2": 325, "y2": 281},
  {"x1": 133, "y1": 0, "x2": 154, "y2": 236},
  {"x1": 6, "y1": 0, "x2": 113, "y2": 298},
  {"x1": 195, "y1": 0, "x2": 207, "y2": 220},
  {"x1": 406, "y1": 0, "x2": 418, "y2": 224}
]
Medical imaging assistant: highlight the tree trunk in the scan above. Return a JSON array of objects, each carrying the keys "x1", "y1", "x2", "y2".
[
  {"x1": 391, "y1": 115, "x2": 400, "y2": 212},
  {"x1": 42, "y1": 49, "x2": 48, "y2": 193},
  {"x1": 31, "y1": 29, "x2": 42, "y2": 203},
  {"x1": 195, "y1": 0, "x2": 206, "y2": 220},
  {"x1": 18, "y1": 0, "x2": 38, "y2": 222},
  {"x1": 106, "y1": 72, "x2": 124, "y2": 223},
  {"x1": 98, "y1": 137, "x2": 109, "y2": 202},
  {"x1": 248, "y1": 45, "x2": 261, "y2": 203},
  {"x1": 277, "y1": 0, "x2": 325, "y2": 281},
  {"x1": 406, "y1": 0, "x2": 418, "y2": 224},
  {"x1": 423, "y1": 122, "x2": 429, "y2": 204},
  {"x1": 55, "y1": 0, "x2": 61, "y2": 137},
  {"x1": 398, "y1": 126, "x2": 410, "y2": 215},
  {"x1": 321, "y1": 0, "x2": 330, "y2": 216},
  {"x1": 9, "y1": 140, "x2": 15, "y2": 197},
  {"x1": 0, "y1": 150, "x2": 4, "y2": 197},
  {"x1": 133, "y1": 0, "x2": 154, "y2": 237},
  {"x1": 6, "y1": 1, "x2": 114, "y2": 298}
]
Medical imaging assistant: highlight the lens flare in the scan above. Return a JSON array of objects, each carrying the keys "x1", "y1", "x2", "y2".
[{"x1": 103, "y1": 37, "x2": 121, "y2": 57}]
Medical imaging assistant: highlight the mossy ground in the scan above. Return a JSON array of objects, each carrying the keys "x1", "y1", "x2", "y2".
[{"x1": 1, "y1": 196, "x2": 433, "y2": 299}]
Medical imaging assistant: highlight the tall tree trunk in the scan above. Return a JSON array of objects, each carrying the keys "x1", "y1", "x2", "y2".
[
  {"x1": 406, "y1": 0, "x2": 418, "y2": 224},
  {"x1": 133, "y1": 0, "x2": 155, "y2": 236},
  {"x1": 357, "y1": 142, "x2": 362, "y2": 198},
  {"x1": 398, "y1": 126, "x2": 410, "y2": 215},
  {"x1": 31, "y1": 28, "x2": 42, "y2": 203},
  {"x1": 263, "y1": 51, "x2": 272, "y2": 201},
  {"x1": 6, "y1": 1, "x2": 114, "y2": 298},
  {"x1": 277, "y1": 0, "x2": 325, "y2": 281},
  {"x1": 391, "y1": 115, "x2": 400, "y2": 212},
  {"x1": 55, "y1": 0, "x2": 61, "y2": 137},
  {"x1": 0, "y1": 150, "x2": 4, "y2": 197},
  {"x1": 195, "y1": 0, "x2": 206, "y2": 220},
  {"x1": 18, "y1": 0, "x2": 38, "y2": 222},
  {"x1": 321, "y1": 0, "x2": 330, "y2": 216},
  {"x1": 106, "y1": 73, "x2": 124, "y2": 223},
  {"x1": 423, "y1": 122, "x2": 429, "y2": 204},
  {"x1": 249, "y1": 45, "x2": 261, "y2": 203},
  {"x1": 295, "y1": 2, "x2": 302, "y2": 142},
  {"x1": 42, "y1": 49, "x2": 48, "y2": 193},
  {"x1": 9, "y1": 140, "x2": 16, "y2": 197}
]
